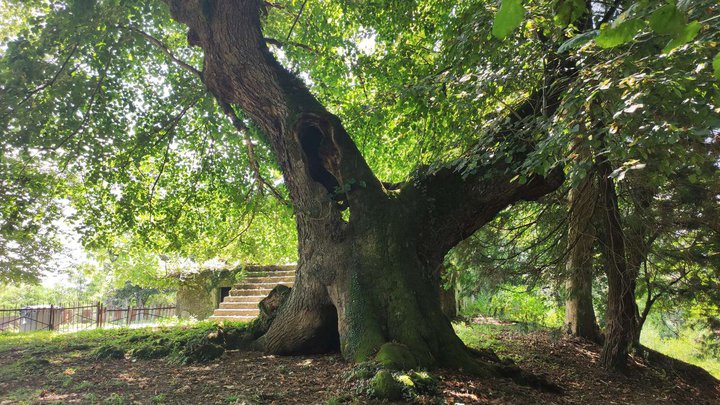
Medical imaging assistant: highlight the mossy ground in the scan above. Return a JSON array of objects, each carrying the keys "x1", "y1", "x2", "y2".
[{"x1": 1, "y1": 320, "x2": 718, "y2": 404}]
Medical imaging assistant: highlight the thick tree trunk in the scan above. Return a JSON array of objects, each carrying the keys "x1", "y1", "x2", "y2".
[
  {"x1": 564, "y1": 142, "x2": 600, "y2": 342},
  {"x1": 597, "y1": 157, "x2": 638, "y2": 370},
  {"x1": 165, "y1": 0, "x2": 563, "y2": 373}
]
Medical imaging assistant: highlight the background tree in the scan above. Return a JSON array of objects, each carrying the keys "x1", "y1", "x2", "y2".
[{"x1": 0, "y1": 154, "x2": 63, "y2": 284}]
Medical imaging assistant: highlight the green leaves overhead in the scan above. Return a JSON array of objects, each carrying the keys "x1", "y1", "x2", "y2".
[
  {"x1": 491, "y1": 0, "x2": 525, "y2": 39},
  {"x1": 662, "y1": 21, "x2": 701, "y2": 53},
  {"x1": 553, "y1": 0, "x2": 586, "y2": 27},
  {"x1": 1, "y1": 0, "x2": 717, "y2": 283},
  {"x1": 558, "y1": 30, "x2": 598, "y2": 53},
  {"x1": 594, "y1": 3, "x2": 704, "y2": 51},
  {"x1": 649, "y1": 4, "x2": 687, "y2": 36},
  {"x1": 595, "y1": 18, "x2": 644, "y2": 48},
  {"x1": 714, "y1": 53, "x2": 720, "y2": 79}
]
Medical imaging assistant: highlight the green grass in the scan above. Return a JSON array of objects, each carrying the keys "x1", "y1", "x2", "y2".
[
  {"x1": 640, "y1": 325, "x2": 720, "y2": 378},
  {"x1": 0, "y1": 320, "x2": 255, "y2": 364},
  {"x1": 151, "y1": 393, "x2": 167, "y2": 404},
  {"x1": 4, "y1": 387, "x2": 42, "y2": 403},
  {"x1": 453, "y1": 321, "x2": 547, "y2": 352}
]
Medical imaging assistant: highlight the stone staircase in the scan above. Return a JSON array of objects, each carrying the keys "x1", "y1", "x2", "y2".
[{"x1": 209, "y1": 265, "x2": 296, "y2": 322}]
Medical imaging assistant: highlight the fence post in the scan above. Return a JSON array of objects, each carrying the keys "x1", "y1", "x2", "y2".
[
  {"x1": 49, "y1": 304, "x2": 54, "y2": 331},
  {"x1": 126, "y1": 306, "x2": 132, "y2": 326}
]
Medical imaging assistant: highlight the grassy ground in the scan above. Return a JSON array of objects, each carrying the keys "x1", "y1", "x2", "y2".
[
  {"x1": 1, "y1": 321, "x2": 719, "y2": 404},
  {"x1": 640, "y1": 326, "x2": 720, "y2": 378}
]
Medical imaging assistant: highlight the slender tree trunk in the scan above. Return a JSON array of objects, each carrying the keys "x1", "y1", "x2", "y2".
[
  {"x1": 165, "y1": 0, "x2": 563, "y2": 372},
  {"x1": 623, "y1": 178, "x2": 656, "y2": 346},
  {"x1": 564, "y1": 140, "x2": 600, "y2": 342},
  {"x1": 597, "y1": 157, "x2": 638, "y2": 370},
  {"x1": 636, "y1": 292, "x2": 656, "y2": 340}
]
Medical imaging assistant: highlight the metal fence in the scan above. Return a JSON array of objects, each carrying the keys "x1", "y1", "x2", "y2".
[{"x1": 0, "y1": 303, "x2": 176, "y2": 333}]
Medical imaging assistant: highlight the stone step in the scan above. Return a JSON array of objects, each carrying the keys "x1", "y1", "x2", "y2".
[
  {"x1": 244, "y1": 272, "x2": 295, "y2": 279},
  {"x1": 219, "y1": 302, "x2": 258, "y2": 310},
  {"x1": 223, "y1": 296, "x2": 265, "y2": 303},
  {"x1": 232, "y1": 282, "x2": 294, "y2": 290},
  {"x1": 229, "y1": 288, "x2": 273, "y2": 296},
  {"x1": 210, "y1": 267, "x2": 296, "y2": 324},
  {"x1": 241, "y1": 275, "x2": 295, "y2": 284},
  {"x1": 212, "y1": 308, "x2": 260, "y2": 316},
  {"x1": 223, "y1": 294, "x2": 267, "y2": 302},
  {"x1": 245, "y1": 270, "x2": 295, "y2": 277},
  {"x1": 208, "y1": 315, "x2": 255, "y2": 322}
]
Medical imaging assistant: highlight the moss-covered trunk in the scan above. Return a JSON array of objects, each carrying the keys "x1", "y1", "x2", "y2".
[{"x1": 261, "y1": 201, "x2": 473, "y2": 369}]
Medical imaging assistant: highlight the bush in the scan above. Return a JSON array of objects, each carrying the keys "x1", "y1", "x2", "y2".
[{"x1": 461, "y1": 284, "x2": 561, "y2": 327}]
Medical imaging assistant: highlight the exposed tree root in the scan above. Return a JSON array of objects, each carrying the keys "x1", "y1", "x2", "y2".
[
  {"x1": 463, "y1": 346, "x2": 564, "y2": 394},
  {"x1": 249, "y1": 285, "x2": 564, "y2": 394}
]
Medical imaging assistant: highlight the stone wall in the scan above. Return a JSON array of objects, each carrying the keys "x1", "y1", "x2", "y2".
[
  {"x1": 175, "y1": 269, "x2": 240, "y2": 320},
  {"x1": 175, "y1": 265, "x2": 297, "y2": 320}
]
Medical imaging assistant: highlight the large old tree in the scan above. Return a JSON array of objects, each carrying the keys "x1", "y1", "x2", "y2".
[
  {"x1": 163, "y1": 0, "x2": 565, "y2": 369},
  {"x1": 2, "y1": 0, "x2": 717, "y2": 373}
]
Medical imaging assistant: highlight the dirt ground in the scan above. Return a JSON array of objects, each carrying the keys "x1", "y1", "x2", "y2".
[{"x1": 1, "y1": 326, "x2": 718, "y2": 404}]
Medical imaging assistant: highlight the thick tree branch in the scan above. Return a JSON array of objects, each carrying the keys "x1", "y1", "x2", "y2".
[
  {"x1": 164, "y1": 0, "x2": 385, "y2": 216},
  {"x1": 410, "y1": 164, "x2": 564, "y2": 265},
  {"x1": 411, "y1": 50, "x2": 577, "y2": 262},
  {"x1": 121, "y1": 16, "x2": 292, "y2": 205},
  {"x1": 600, "y1": 0, "x2": 623, "y2": 25}
]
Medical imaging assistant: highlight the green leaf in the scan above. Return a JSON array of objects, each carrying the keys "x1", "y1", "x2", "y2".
[
  {"x1": 649, "y1": 4, "x2": 686, "y2": 36},
  {"x1": 558, "y1": 30, "x2": 598, "y2": 53},
  {"x1": 492, "y1": 0, "x2": 525, "y2": 40},
  {"x1": 662, "y1": 21, "x2": 701, "y2": 53},
  {"x1": 713, "y1": 53, "x2": 720, "y2": 80},
  {"x1": 595, "y1": 19, "x2": 644, "y2": 48},
  {"x1": 553, "y1": 0, "x2": 586, "y2": 27}
]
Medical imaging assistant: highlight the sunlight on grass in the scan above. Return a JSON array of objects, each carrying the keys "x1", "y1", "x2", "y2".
[
  {"x1": 0, "y1": 318, "x2": 201, "y2": 353},
  {"x1": 640, "y1": 326, "x2": 720, "y2": 379},
  {"x1": 0, "y1": 320, "x2": 254, "y2": 367}
]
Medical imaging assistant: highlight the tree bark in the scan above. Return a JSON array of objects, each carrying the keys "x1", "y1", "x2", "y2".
[
  {"x1": 164, "y1": 0, "x2": 563, "y2": 372},
  {"x1": 597, "y1": 156, "x2": 639, "y2": 370},
  {"x1": 623, "y1": 178, "x2": 657, "y2": 346},
  {"x1": 564, "y1": 140, "x2": 601, "y2": 342},
  {"x1": 438, "y1": 265, "x2": 459, "y2": 320}
]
